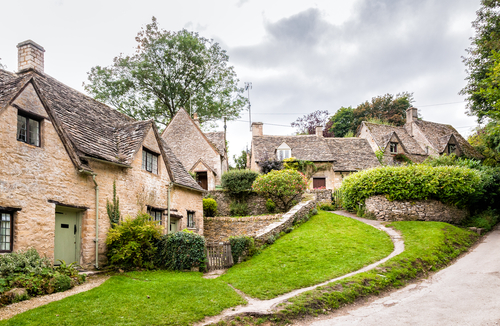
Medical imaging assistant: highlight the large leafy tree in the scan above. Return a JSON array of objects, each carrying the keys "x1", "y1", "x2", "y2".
[
  {"x1": 460, "y1": 0, "x2": 500, "y2": 122},
  {"x1": 329, "y1": 106, "x2": 355, "y2": 137},
  {"x1": 291, "y1": 110, "x2": 335, "y2": 137},
  {"x1": 84, "y1": 17, "x2": 246, "y2": 128}
]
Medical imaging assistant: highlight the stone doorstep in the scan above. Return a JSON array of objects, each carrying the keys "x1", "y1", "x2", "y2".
[{"x1": 78, "y1": 270, "x2": 104, "y2": 276}]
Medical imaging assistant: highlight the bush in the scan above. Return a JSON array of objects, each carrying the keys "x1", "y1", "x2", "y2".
[
  {"x1": 340, "y1": 165, "x2": 482, "y2": 211},
  {"x1": 203, "y1": 198, "x2": 218, "y2": 217},
  {"x1": 319, "y1": 203, "x2": 336, "y2": 211},
  {"x1": 462, "y1": 209, "x2": 499, "y2": 231},
  {"x1": 229, "y1": 236, "x2": 256, "y2": 263},
  {"x1": 258, "y1": 158, "x2": 283, "y2": 174},
  {"x1": 221, "y1": 170, "x2": 260, "y2": 198},
  {"x1": 50, "y1": 274, "x2": 72, "y2": 293},
  {"x1": 266, "y1": 199, "x2": 277, "y2": 213},
  {"x1": 252, "y1": 169, "x2": 308, "y2": 212},
  {"x1": 0, "y1": 248, "x2": 52, "y2": 277},
  {"x1": 155, "y1": 230, "x2": 206, "y2": 270},
  {"x1": 229, "y1": 201, "x2": 249, "y2": 217},
  {"x1": 106, "y1": 212, "x2": 163, "y2": 270}
]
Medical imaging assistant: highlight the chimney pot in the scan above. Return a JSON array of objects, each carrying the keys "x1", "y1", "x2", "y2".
[
  {"x1": 17, "y1": 40, "x2": 45, "y2": 73},
  {"x1": 252, "y1": 122, "x2": 263, "y2": 137},
  {"x1": 316, "y1": 126, "x2": 323, "y2": 137}
]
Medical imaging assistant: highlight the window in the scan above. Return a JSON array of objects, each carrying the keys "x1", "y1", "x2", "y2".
[
  {"x1": 142, "y1": 148, "x2": 158, "y2": 174},
  {"x1": 448, "y1": 144, "x2": 456, "y2": 154},
  {"x1": 0, "y1": 212, "x2": 13, "y2": 253},
  {"x1": 17, "y1": 113, "x2": 40, "y2": 146},
  {"x1": 187, "y1": 211, "x2": 195, "y2": 228},
  {"x1": 147, "y1": 208, "x2": 163, "y2": 225},
  {"x1": 313, "y1": 178, "x2": 326, "y2": 189},
  {"x1": 389, "y1": 142, "x2": 398, "y2": 154},
  {"x1": 277, "y1": 142, "x2": 291, "y2": 160}
]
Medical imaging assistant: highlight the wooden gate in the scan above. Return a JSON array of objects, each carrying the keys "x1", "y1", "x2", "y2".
[{"x1": 206, "y1": 242, "x2": 234, "y2": 271}]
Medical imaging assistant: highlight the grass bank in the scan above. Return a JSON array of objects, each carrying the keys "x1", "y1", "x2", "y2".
[
  {"x1": 221, "y1": 211, "x2": 394, "y2": 299},
  {"x1": 0, "y1": 271, "x2": 245, "y2": 326}
]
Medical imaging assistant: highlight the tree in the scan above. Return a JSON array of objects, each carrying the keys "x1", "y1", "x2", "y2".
[
  {"x1": 329, "y1": 106, "x2": 355, "y2": 137},
  {"x1": 291, "y1": 110, "x2": 335, "y2": 137},
  {"x1": 233, "y1": 150, "x2": 248, "y2": 170},
  {"x1": 84, "y1": 17, "x2": 246, "y2": 128},
  {"x1": 469, "y1": 121, "x2": 500, "y2": 166},
  {"x1": 352, "y1": 92, "x2": 414, "y2": 128},
  {"x1": 460, "y1": 0, "x2": 500, "y2": 122}
]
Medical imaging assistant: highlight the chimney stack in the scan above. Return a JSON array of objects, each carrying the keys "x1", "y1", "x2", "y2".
[
  {"x1": 252, "y1": 122, "x2": 263, "y2": 137},
  {"x1": 193, "y1": 112, "x2": 200, "y2": 127},
  {"x1": 17, "y1": 40, "x2": 45, "y2": 73},
  {"x1": 406, "y1": 107, "x2": 418, "y2": 123},
  {"x1": 315, "y1": 126, "x2": 323, "y2": 137}
]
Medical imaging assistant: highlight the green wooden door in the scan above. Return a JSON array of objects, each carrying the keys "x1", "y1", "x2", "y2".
[
  {"x1": 54, "y1": 208, "x2": 80, "y2": 265},
  {"x1": 170, "y1": 219, "x2": 178, "y2": 233}
]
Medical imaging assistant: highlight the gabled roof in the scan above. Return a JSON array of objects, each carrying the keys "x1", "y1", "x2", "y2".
[
  {"x1": 412, "y1": 120, "x2": 483, "y2": 159},
  {"x1": 325, "y1": 138, "x2": 381, "y2": 171},
  {"x1": 190, "y1": 158, "x2": 217, "y2": 175},
  {"x1": 361, "y1": 122, "x2": 427, "y2": 156},
  {"x1": 0, "y1": 68, "x2": 203, "y2": 192},
  {"x1": 205, "y1": 131, "x2": 226, "y2": 157},
  {"x1": 252, "y1": 135, "x2": 336, "y2": 162}
]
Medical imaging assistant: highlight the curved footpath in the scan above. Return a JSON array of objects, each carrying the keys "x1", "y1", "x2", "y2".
[
  {"x1": 199, "y1": 211, "x2": 405, "y2": 326},
  {"x1": 301, "y1": 223, "x2": 500, "y2": 326}
]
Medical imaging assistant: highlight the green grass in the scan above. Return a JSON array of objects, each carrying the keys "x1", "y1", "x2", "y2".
[
  {"x1": 278, "y1": 221, "x2": 479, "y2": 319},
  {"x1": 0, "y1": 271, "x2": 245, "y2": 326},
  {"x1": 221, "y1": 211, "x2": 394, "y2": 299}
]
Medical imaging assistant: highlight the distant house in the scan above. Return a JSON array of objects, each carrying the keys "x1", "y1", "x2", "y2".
[
  {"x1": 0, "y1": 40, "x2": 204, "y2": 269},
  {"x1": 249, "y1": 122, "x2": 380, "y2": 189},
  {"x1": 161, "y1": 109, "x2": 228, "y2": 190},
  {"x1": 357, "y1": 107, "x2": 483, "y2": 164}
]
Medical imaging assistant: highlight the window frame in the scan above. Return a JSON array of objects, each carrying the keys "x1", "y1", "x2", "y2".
[
  {"x1": 187, "y1": 211, "x2": 195, "y2": 229},
  {"x1": 0, "y1": 211, "x2": 14, "y2": 253},
  {"x1": 277, "y1": 149, "x2": 291, "y2": 161},
  {"x1": 448, "y1": 144, "x2": 456, "y2": 155},
  {"x1": 17, "y1": 112, "x2": 41, "y2": 147},
  {"x1": 389, "y1": 142, "x2": 398, "y2": 154},
  {"x1": 142, "y1": 148, "x2": 159, "y2": 174},
  {"x1": 312, "y1": 177, "x2": 326, "y2": 189},
  {"x1": 147, "y1": 208, "x2": 163, "y2": 225}
]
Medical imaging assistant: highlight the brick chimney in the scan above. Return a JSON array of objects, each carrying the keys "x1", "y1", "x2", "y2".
[
  {"x1": 252, "y1": 122, "x2": 263, "y2": 137},
  {"x1": 17, "y1": 40, "x2": 45, "y2": 73},
  {"x1": 406, "y1": 107, "x2": 418, "y2": 123},
  {"x1": 192, "y1": 112, "x2": 201, "y2": 127},
  {"x1": 315, "y1": 126, "x2": 323, "y2": 137}
]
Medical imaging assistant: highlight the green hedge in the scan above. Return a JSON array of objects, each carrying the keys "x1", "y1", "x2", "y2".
[
  {"x1": 340, "y1": 165, "x2": 482, "y2": 211},
  {"x1": 221, "y1": 170, "x2": 260, "y2": 198},
  {"x1": 155, "y1": 231, "x2": 206, "y2": 270},
  {"x1": 203, "y1": 198, "x2": 218, "y2": 217}
]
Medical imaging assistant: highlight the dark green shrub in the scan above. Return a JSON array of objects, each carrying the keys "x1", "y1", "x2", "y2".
[
  {"x1": 229, "y1": 201, "x2": 249, "y2": 217},
  {"x1": 203, "y1": 198, "x2": 218, "y2": 217},
  {"x1": 221, "y1": 170, "x2": 260, "y2": 198},
  {"x1": 155, "y1": 230, "x2": 206, "y2": 270},
  {"x1": 265, "y1": 199, "x2": 276, "y2": 213},
  {"x1": 11, "y1": 274, "x2": 47, "y2": 296},
  {"x1": 462, "y1": 209, "x2": 499, "y2": 231},
  {"x1": 258, "y1": 158, "x2": 283, "y2": 174},
  {"x1": 106, "y1": 212, "x2": 162, "y2": 270},
  {"x1": 0, "y1": 248, "x2": 51, "y2": 277},
  {"x1": 229, "y1": 236, "x2": 256, "y2": 263},
  {"x1": 319, "y1": 203, "x2": 336, "y2": 211},
  {"x1": 50, "y1": 274, "x2": 72, "y2": 293},
  {"x1": 341, "y1": 165, "x2": 482, "y2": 211}
]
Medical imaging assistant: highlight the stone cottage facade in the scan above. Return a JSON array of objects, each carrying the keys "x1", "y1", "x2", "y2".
[
  {"x1": 357, "y1": 107, "x2": 483, "y2": 164},
  {"x1": 249, "y1": 123, "x2": 380, "y2": 190},
  {"x1": 162, "y1": 108, "x2": 228, "y2": 190},
  {"x1": 0, "y1": 40, "x2": 204, "y2": 269}
]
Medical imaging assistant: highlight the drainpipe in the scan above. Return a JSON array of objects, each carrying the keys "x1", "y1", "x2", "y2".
[
  {"x1": 166, "y1": 182, "x2": 173, "y2": 235},
  {"x1": 79, "y1": 170, "x2": 99, "y2": 269}
]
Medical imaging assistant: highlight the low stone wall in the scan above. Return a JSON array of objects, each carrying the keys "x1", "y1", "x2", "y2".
[
  {"x1": 206, "y1": 190, "x2": 268, "y2": 216},
  {"x1": 204, "y1": 214, "x2": 283, "y2": 242},
  {"x1": 309, "y1": 189, "x2": 332, "y2": 203},
  {"x1": 365, "y1": 195, "x2": 468, "y2": 224}
]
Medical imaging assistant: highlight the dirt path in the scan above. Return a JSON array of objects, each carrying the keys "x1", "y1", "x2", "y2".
[
  {"x1": 0, "y1": 274, "x2": 109, "y2": 320},
  {"x1": 197, "y1": 211, "x2": 404, "y2": 326},
  {"x1": 300, "y1": 224, "x2": 500, "y2": 326}
]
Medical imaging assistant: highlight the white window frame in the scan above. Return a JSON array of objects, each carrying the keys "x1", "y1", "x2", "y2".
[
  {"x1": 389, "y1": 142, "x2": 398, "y2": 154},
  {"x1": 277, "y1": 142, "x2": 291, "y2": 161}
]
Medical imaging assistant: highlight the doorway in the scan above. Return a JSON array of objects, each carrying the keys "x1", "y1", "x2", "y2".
[
  {"x1": 196, "y1": 172, "x2": 208, "y2": 190},
  {"x1": 54, "y1": 207, "x2": 81, "y2": 265},
  {"x1": 170, "y1": 219, "x2": 179, "y2": 233}
]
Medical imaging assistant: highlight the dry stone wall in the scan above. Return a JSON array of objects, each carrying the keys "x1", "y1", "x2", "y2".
[
  {"x1": 365, "y1": 195, "x2": 468, "y2": 224},
  {"x1": 309, "y1": 189, "x2": 332, "y2": 203},
  {"x1": 203, "y1": 215, "x2": 282, "y2": 243},
  {"x1": 206, "y1": 190, "x2": 269, "y2": 216}
]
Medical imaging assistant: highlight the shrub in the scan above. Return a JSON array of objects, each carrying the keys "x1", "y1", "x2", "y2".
[
  {"x1": 265, "y1": 199, "x2": 277, "y2": 213},
  {"x1": 50, "y1": 274, "x2": 72, "y2": 293},
  {"x1": 462, "y1": 209, "x2": 499, "y2": 231},
  {"x1": 155, "y1": 230, "x2": 206, "y2": 270},
  {"x1": 106, "y1": 180, "x2": 120, "y2": 227},
  {"x1": 106, "y1": 212, "x2": 163, "y2": 270},
  {"x1": 0, "y1": 248, "x2": 51, "y2": 277},
  {"x1": 221, "y1": 170, "x2": 260, "y2": 198},
  {"x1": 252, "y1": 169, "x2": 308, "y2": 212},
  {"x1": 319, "y1": 203, "x2": 336, "y2": 211},
  {"x1": 203, "y1": 198, "x2": 218, "y2": 217},
  {"x1": 258, "y1": 158, "x2": 283, "y2": 174},
  {"x1": 229, "y1": 201, "x2": 249, "y2": 217},
  {"x1": 340, "y1": 165, "x2": 482, "y2": 211},
  {"x1": 229, "y1": 236, "x2": 256, "y2": 263}
]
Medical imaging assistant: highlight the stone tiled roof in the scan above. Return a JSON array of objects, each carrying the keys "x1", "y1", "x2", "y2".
[
  {"x1": 325, "y1": 138, "x2": 381, "y2": 171},
  {"x1": 0, "y1": 70, "x2": 17, "y2": 82},
  {"x1": 412, "y1": 120, "x2": 483, "y2": 159},
  {"x1": 205, "y1": 131, "x2": 225, "y2": 156},
  {"x1": 0, "y1": 68, "x2": 203, "y2": 191},
  {"x1": 362, "y1": 122, "x2": 427, "y2": 155}
]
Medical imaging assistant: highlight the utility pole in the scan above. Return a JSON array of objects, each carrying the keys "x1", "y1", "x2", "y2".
[{"x1": 244, "y1": 82, "x2": 252, "y2": 131}]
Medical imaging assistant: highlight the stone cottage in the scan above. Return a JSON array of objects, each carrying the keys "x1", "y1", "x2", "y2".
[
  {"x1": 357, "y1": 107, "x2": 483, "y2": 164},
  {"x1": 162, "y1": 108, "x2": 228, "y2": 190},
  {"x1": 0, "y1": 40, "x2": 204, "y2": 269},
  {"x1": 249, "y1": 122, "x2": 380, "y2": 189}
]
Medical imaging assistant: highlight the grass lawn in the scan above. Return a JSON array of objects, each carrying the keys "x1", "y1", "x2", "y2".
[
  {"x1": 0, "y1": 271, "x2": 245, "y2": 326},
  {"x1": 221, "y1": 211, "x2": 394, "y2": 299}
]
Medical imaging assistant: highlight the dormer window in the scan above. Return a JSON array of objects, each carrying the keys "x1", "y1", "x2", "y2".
[
  {"x1": 277, "y1": 142, "x2": 291, "y2": 161},
  {"x1": 389, "y1": 142, "x2": 398, "y2": 154},
  {"x1": 142, "y1": 148, "x2": 158, "y2": 174},
  {"x1": 17, "y1": 113, "x2": 40, "y2": 146},
  {"x1": 448, "y1": 144, "x2": 456, "y2": 154}
]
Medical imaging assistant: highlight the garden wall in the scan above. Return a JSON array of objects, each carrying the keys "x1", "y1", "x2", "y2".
[
  {"x1": 365, "y1": 195, "x2": 468, "y2": 224},
  {"x1": 204, "y1": 215, "x2": 282, "y2": 242},
  {"x1": 309, "y1": 189, "x2": 332, "y2": 203},
  {"x1": 206, "y1": 190, "x2": 268, "y2": 216}
]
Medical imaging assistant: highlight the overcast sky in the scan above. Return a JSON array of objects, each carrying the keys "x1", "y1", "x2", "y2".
[{"x1": 0, "y1": 0, "x2": 482, "y2": 164}]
